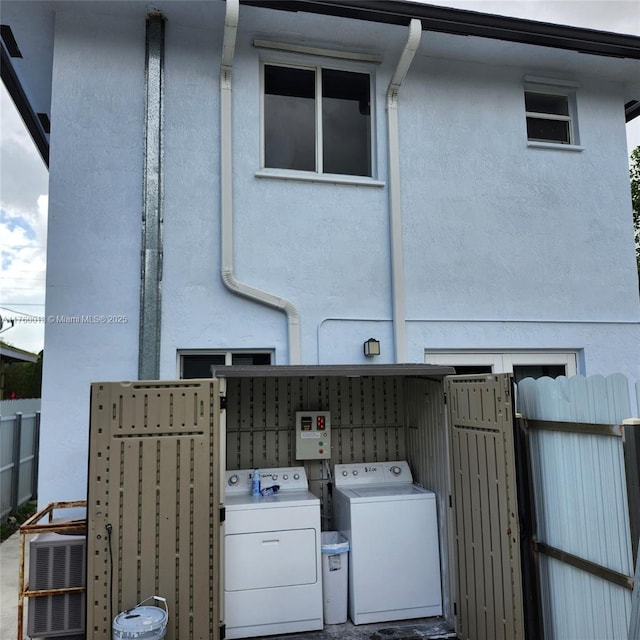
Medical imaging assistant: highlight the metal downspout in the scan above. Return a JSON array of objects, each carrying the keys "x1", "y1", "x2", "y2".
[
  {"x1": 138, "y1": 14, "x2": 165, "y2": 380},
  {"x1": 387, "y1": 19, "x2": 421, "y2": 364},
  {"x1": 220, "y1": 0, "x2": 302, "y2": 364}
]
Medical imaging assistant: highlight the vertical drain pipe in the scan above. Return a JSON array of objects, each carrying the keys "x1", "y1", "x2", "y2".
[
  {"x1": 387, "y1": 19, "x2": 421, "y2": 363},
  {"x1": 138, "y1": 14, "x2": 165, "y2": 379},
  {"x1": 220, "y1": 0, "x2": 302, "y2": 364}
]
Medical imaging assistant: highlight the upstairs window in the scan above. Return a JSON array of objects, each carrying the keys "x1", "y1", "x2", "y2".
[
  {"x1": 263, "y1": 63, "x2": 372, "y2": 177},
  {"x1": 524, "y1": 83, "x2": 578, "y2": 146}
]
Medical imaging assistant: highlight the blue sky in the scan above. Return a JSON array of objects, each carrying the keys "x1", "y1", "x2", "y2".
[{"x1": 0, "y1": 0, "x2": 639, "y2": 354}]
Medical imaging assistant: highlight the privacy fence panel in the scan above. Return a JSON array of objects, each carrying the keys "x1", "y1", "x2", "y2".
[
  {"x1": 518, "y1": 374, "x2": 638, "y2": 640},
  {"x1": 0, "y1": 409, "x2": 40, "y2": 520}
]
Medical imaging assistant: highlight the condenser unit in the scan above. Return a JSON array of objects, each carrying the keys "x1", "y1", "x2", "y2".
[{"x1": 27, "y1": 532, "x2": 86, "y2": 637}]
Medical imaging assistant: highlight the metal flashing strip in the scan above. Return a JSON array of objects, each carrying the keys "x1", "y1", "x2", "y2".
[
  {"x1": 252, "y1": 38, "x2": 382, "y2": 62},
  {"x1": 138, "y1": 14, "x2": 165, "y2": 380},
  {"x1": 239, "y1": 0, "x2": 640, "y2": 60}
]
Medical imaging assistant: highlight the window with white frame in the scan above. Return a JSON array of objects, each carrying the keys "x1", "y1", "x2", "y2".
[
  {"x1": 524, "y1": 79, "x2": 579, "y2": 146},
  {"x1": 263, "y1": 63, "x2": 372, "y2": 177},
  {"x1": 424, "y1": 350, "x2": 577, "y2": 384},
  {"x1": 179, "y1": 350, "x2": 273, "y2": 379}
]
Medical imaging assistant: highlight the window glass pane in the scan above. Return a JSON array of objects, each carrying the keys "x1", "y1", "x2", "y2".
[
  {"x1": 525, "y1": 92, "x2": 569, "y2": 116},
  {"x1": 513, "y1": 365, "x2": 565, "y2": 384},
  {"x1": 526, "y1": 117, "x2": 570, "y2": 144},
  {"x1": 182, "y1": 354, "x2": 225, "y2": 379},
  {"x1": 322, "y1": 69, "x2": 371, "y2": 176},
  {"x1": 451, "y1": 366, "x2": 493, "y2": 375},
  {"x1": 264, "y1": 65, "x2": 316, "y2": 171},
  {"x1": 231, "y1": 353, "x2": 271, "y2": 365}
]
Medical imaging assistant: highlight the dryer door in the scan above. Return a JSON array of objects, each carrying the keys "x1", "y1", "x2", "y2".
[{"x1": 225, "y1": 528, "x2": 318, "y2": 590}]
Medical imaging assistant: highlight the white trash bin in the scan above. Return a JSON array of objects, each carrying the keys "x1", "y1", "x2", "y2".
[{"x1": 321, "y1": 531, "x2": 350, "y2": 624}]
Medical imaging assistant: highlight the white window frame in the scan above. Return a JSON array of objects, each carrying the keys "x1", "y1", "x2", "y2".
[
  {"x1": 424, "y1": 350, "x2": 578, "y2": 377},
  {"x1": 523, "y1": 76, "x2": 581, "y2": 150},
  {"x1": 177, "y1": 349, "x2": 274, "y2": 378},
  {"x1": 257, "y1": 53, "x2": 382, "y2": 186}
]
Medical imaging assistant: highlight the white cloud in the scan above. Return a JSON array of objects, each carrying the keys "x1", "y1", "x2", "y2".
[{"x1": 1, "y1": 87, "x2": 48, "y2": 354}]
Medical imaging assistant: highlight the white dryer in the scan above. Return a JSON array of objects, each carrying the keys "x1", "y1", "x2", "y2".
[
  {"x1": 333, "y1": 461, "x2": 442, "y2": 625},
  {"x1": 224, "y1": 467, "x2": 323, "y2": 639}
]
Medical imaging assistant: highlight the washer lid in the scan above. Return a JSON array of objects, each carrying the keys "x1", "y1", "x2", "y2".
[
  {"x1": 225, "y1": 490, "x2": 320, "y2": 510},
  {"x1": 335, "y1": 484, "x2": 435, "y2": 502}
]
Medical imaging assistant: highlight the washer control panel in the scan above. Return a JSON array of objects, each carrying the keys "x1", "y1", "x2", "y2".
[
  {"x1": 225, "y1": 466, "x2": 308, "y2": 494},
  {"x1": 334, "y1": 460, "x2": 413, "y2": 487},
  {"x1": 295, "y1": 411, "x2": 331, "y2": 460}
]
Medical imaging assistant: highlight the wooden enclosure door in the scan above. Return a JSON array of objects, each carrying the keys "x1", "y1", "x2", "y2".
[
  {"x1": 447, "y1": 374, "x2": 524, "y2": 640},
  {"x1": 86, "y1": 379, "x2": 223, "y2": 640}
]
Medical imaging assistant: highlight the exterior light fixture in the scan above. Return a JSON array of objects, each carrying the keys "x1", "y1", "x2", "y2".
[{"x1": 363, "y1": 338, "x2": 380, "y2": 357}]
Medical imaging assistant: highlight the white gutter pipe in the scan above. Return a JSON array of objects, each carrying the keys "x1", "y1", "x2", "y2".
[
  {"x1": 387, "y1": 19, "x2": 421, "y2": 363},
  {"x1": 220, "y1": 0, "x2": 302, "y2": 364}
]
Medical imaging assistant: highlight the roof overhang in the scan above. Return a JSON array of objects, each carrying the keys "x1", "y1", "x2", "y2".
[
  {"x1": 210, "y1": 363, "x2": 456, "y2": 379},
  {"x1": 0, "y1": 343, "x2": 38, "y2": 364},
  {"x1": 241, "y1": 0, "x2": 640, "y2": 60}
]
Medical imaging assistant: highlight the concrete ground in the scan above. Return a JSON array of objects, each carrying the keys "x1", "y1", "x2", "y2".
[
  {"x1": 1, "y1": 530, "x2": 456, "y2": 640},
  {"x1": 1, "y1": 530, "x2": 25, "y2": 640}
]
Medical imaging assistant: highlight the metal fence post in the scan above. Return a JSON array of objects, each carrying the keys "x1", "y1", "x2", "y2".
[
  {"x1": 11, "y1": 412, "x2": 22, "y2": 514},
  {"x1": 32, "y1": 411, "x2": 41, "y2": 501}
]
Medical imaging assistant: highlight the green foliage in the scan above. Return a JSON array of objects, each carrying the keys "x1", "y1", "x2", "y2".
[
  {"x1": 631, "y1": 146, "x2": 640, "y2": 287},
  {"x1": 0, "y1": 350, "x2": 43, "y2": 399},
  {"x1": 0, "y1": 501, "x2": 37, "y2": 542}
]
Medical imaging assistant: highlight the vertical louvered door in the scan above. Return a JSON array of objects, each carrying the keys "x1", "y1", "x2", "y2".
[
  {"x1": 86, "y1": 380, "x2": 223, "y2": 640},
  {"x1": 446, "y1": 374, "x2": 524, "y2": 640}
]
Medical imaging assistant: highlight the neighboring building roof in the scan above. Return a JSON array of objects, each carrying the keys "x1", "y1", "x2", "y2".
[
  {"x1": 2, "y1": 0, "x2": 640, "y2": 166},
  {"x1": 0, "y1": 342, "x2": 38, "y2": 364}
]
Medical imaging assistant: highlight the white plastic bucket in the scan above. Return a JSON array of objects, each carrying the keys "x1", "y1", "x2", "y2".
[{"x1": 113, "y1": 596, "x2": 168, "y2": 640}]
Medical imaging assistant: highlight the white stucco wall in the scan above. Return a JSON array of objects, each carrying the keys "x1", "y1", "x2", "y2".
[{"x1": 36, "y1": 3, "x2": 639, "y2": 503}]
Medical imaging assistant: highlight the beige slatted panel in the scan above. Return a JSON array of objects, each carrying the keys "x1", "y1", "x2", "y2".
[
  {"x1": 447, "y1": 374, "x2": 524, "y2": 640},
  {"x1": 87, "y1": 380, "x2": 222, "y2": 640}
]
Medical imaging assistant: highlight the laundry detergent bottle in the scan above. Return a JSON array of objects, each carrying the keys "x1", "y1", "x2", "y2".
[{"x1": 251, "y1": 469, "x2": 261, "y2": 496}]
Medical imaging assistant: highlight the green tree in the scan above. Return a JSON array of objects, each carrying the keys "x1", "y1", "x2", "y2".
[
  {"x1": 0, "y1": 350, "x2": 43, "y2": 399},
  {"x1": 631, "y1": 146, "x2": 640, "y2": 288}
]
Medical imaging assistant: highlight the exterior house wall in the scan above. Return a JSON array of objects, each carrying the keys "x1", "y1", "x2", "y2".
[{"x1": 35, "y1": 3, "x2": 639, "y2": 503}]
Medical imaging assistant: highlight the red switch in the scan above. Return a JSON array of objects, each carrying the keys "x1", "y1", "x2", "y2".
[{"x1": 317, "y1": 416, "x2": 325, "y2": 430}]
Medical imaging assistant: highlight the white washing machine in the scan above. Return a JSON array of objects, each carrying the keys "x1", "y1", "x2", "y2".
[
  {"x1": 333, "y1": 460, "x2": 442, "y2": 625},
  {"x1": 224, "y1": 466, "x2": 323, "y2": 639}
]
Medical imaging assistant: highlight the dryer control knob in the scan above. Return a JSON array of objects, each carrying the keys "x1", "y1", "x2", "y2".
[
  {"x1": 293, "y1": 473, "x2": 300, "y2": 480},
  {"x1": 272, "y1": 474, "x2": 278, "y2": 481},
  {"x1": 390, "y1": 465, "x2": 402, "y2": 476},
  {"x1": 342, "y1": 471, "x2": 348, "y2": 477},
  {"x1": 283, "y1": 474, "x2": 289, "y2": 481},
  {"x1": 228, "y1": 474, "x2": 239, "y2": 486},
  {"x1": 352, "y1": 470, "x2": 359, "y2": 476}
]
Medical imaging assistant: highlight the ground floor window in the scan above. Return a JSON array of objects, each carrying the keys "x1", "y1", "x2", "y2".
[
  {"x1": 424, "y1": 350, "x2": 577, "y2": 384},
  {"x1": 179, "y1": 350, "x2": 273, "y2": 379}
]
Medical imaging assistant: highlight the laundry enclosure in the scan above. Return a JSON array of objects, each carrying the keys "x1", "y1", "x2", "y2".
[{"x1": 86, "y1": 366, "x2": 524, "y2": 640}]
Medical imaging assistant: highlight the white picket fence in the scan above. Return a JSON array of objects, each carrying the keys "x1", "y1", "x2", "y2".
[{"x1": 517, "y1": 374, "x2": 639, "y2": 640}]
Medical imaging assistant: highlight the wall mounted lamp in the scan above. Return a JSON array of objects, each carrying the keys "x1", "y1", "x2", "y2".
[{"x1": 363, "y1": 338, "x2": 380, "y2": 357}]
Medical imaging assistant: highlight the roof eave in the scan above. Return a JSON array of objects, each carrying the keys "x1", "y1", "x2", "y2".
[{"x1": 239, "y1": 0, "x2": 640, "y2": 60}]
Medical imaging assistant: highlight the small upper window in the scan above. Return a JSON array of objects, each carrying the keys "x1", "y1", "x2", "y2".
[
  {"x1": 263, "y1": 63, "x2": 372, "y2": 177},
  {"x1": 525, "y1": 89, "x2": 575, "y2": 145}
]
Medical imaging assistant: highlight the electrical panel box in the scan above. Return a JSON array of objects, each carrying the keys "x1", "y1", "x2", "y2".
[{"x1": 295, "y1": 411, "x2": 331, "y2": 460}]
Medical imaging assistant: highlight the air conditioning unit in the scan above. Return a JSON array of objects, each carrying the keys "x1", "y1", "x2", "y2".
[{"x1": 27, "y1": 532, "x2": 86, "y2": 637}]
